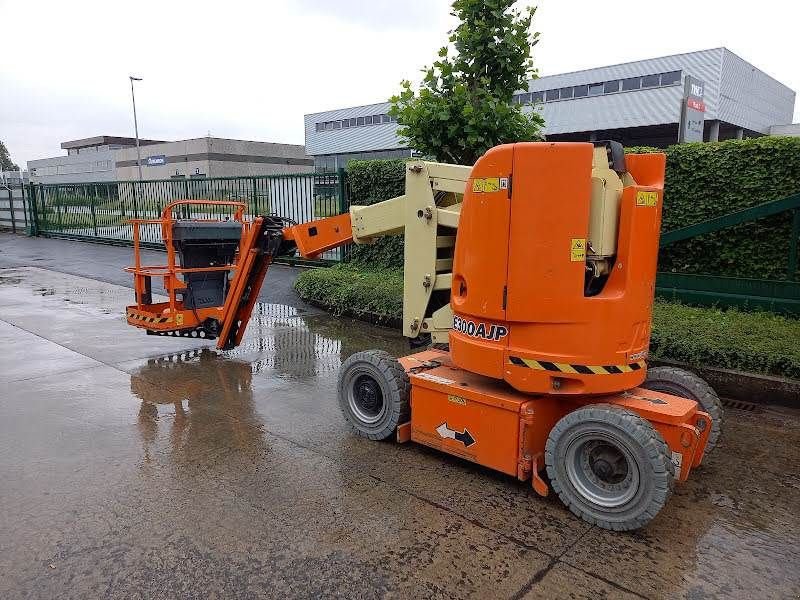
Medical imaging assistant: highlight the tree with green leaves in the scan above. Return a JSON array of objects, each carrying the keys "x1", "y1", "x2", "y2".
[
  {"x1": 0, "y1": 140, "x2": 19, "y2": 172},
  {"x1": 390, "y1": 0, "x2": 544, "y2": 165}
]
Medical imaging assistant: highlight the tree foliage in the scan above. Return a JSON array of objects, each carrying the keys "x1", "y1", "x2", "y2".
[
  {"x1": 0, "y1": 140, "x2": 18, "y2": 171},
  {"x1": 389, "y1": 0, "x2": 544, "y2": 165}
]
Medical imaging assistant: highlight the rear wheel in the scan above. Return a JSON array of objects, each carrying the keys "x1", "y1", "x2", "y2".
[
  {"x1": 337, "y1": 350, "x2": 410, "y2": 440},
  {"x1": 545, "y1": 404, "x2": 674, "y2": 531},
  {"x1": 642, "y1": 367, "x2": 723, "y2": 454}
]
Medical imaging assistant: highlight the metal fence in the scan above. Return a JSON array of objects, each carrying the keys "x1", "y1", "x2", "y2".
[
  {"x1": 28, "y1": 170, "x2": 349, "y2": 262},
  {"x1": 0, "y1": 183, "x2": 31, "y2": 233},
  {"x1": 655, "y1": 192, "x2": 800, "y2": 315}
]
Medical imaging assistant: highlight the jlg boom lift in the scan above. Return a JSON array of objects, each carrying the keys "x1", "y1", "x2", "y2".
[{"x1": 126, "y1": 141, "x2": 723, "y2": 531}]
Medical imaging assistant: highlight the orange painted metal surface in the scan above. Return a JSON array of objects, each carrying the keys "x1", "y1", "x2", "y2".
[
  {"x1": 125, "y1": 200, "x2": 266, "y2": 350},
  {"x1": 450, "y1": 142, "x2": 667, "y2": 396},
  {"x1": 400, "y1": 349, "x2": 710, "y2": 489},
  {"x1": 284, "y1": 213, "x2": 353, "y2": 258}
]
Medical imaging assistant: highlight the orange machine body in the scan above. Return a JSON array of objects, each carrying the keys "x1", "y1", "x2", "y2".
[
  {"x1": 399, "y1": 349, "x2": 710, "y2": 493},
  {"x1": 450, "y1": 142, "x2": 667, "y2": 395}
]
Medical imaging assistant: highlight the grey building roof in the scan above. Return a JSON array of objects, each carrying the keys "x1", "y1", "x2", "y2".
[
  {"x1": 60, "y1": 135, "x2": 167, "y2": 150},
  {"x1": 304, "y1": 48, "x2": 796, "y2": 156}
]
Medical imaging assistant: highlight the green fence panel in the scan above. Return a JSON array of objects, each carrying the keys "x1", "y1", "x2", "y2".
[
  {"x1": 31, "y1": 172, "x2": 349, "y2": 264},
  {"x1": 657, "y1": 191, "x2": 800, "y2": 315}
]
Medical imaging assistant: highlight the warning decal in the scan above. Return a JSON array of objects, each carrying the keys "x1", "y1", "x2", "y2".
[
  {"x1": 570, "y1": 238, "x2": 586, "y2": 262},
  {"x1": 636, "y1": 191, "x2": 658, "y2": 206},
  {"x1": 472, "y1": 177, "x2": 500, "y2": 193}
]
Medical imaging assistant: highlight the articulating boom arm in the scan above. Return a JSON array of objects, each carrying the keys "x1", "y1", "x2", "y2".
[{"x1": 284, "y1": 160, "x2": 470, "y2": 342}]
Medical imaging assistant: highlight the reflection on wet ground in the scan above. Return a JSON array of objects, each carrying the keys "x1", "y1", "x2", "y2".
[{"x1": 1, "y1": 266, "x2": 799, "y2": 599}]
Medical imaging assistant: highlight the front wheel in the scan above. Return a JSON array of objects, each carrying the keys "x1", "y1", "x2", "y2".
[
  {"x1": 545, "y1": 404, "x2": 675, "y2": 531},
  {"x1": 337, "y1": 350, "x2": 410, "y2": 440}
]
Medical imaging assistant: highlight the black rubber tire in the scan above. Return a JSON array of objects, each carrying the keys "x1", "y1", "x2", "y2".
[
  {"x1": 642, "y1": 366, "x2": 723, "y2": 454},
  {"x1": 545, "y1": 404, "x2": 675, "y2": 531},
  {"x1": 337, "y1": 350, "x2": 410, "y2": 441}
]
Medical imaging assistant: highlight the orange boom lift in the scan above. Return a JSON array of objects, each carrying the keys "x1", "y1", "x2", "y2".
[{"x1": 125, "y1": 142, "x2": 722, "y2": 530}]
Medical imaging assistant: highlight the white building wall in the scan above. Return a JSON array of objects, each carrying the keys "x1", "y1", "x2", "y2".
[
  {"x1": 28, "y1": 147, "x2": 117, "y2": 184},
  {"x1": 304, "y1": 102, "x2": 403, "y2": 156},
  {"x1": 717, "y1": 49, "x2": 795, "y2": 133}
]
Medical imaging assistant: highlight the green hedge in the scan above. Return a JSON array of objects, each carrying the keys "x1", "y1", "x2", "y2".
[
  {"x1": 294, "y1": 264, "x2": 403, "y2": 325},
  {"x1": 628, "y1": 136, "x2": 800, "y2": 279},
  {"x1": 295, "y1": 265, "x2": 800, "y2": 379},
  {"x1": 345, "y1": 160, "x2": 406, "y2": 269},
  {"x1": 344, "y1": 137, "x2": 800, "y2": 277}
]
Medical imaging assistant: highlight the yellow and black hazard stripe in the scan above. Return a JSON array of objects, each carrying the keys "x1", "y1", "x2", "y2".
[
  {"x1": 509, "y1": 356, "x2": 645, "y2": 375},
  {"x1": 127, "y1": 311, "x2": 173, "y2": 325}
]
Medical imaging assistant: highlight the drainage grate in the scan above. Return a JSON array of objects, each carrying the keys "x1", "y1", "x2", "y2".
[{"x1": 721, "y1": 398, "x2": 763, "y2": 413}]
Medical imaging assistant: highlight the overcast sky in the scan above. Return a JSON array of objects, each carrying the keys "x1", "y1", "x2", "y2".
[{"x1": 1, "y1": 0, "x2": 798, "y2": 168}]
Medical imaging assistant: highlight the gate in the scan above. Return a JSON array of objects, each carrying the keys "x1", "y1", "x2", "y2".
[{"x1": 28, "y1": 170, "x2": 349, "y2": 262}]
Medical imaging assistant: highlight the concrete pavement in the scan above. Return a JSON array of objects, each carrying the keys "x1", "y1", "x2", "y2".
[{"x1": 1, "y1": 235, "x2": 799, "y2": 599}]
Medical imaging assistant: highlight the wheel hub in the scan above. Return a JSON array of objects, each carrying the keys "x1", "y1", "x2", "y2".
[
  {"x1": 565, "y1": 435, "x2": 640, "y2": 509},
  {"x1": 355, "y1": 379, "x2": 381, "y2": 413},
  {"x1": 347, "y1": 373, "x2": 386, "y2": 424}
]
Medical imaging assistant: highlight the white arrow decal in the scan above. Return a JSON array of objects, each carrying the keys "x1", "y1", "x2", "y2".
[{"x1": 435, "y1": 422, "x2": 476, "y2": 447}]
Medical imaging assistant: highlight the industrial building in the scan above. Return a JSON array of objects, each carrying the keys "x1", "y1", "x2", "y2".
[
  {"x1": 28, "y1": 136, "x2": 313, "y2": 184},
  {"x1": 304, "y1": 47, "x2": 796, "y2": 170}
]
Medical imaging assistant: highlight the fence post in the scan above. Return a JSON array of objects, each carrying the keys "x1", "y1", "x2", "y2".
[
  {"x1": 131, "y1": 181, "x2": 139, "y2": 219},
  {"x1": 7, "y1": 187, "x2": 15, "y2": 233},
  {"x1": 27, "y1": 184, "x2": 39, "y2": 236},
  {"x1": 21, "y1": 182, "x2": 28, "y2": 230},
  {"x1": 336, "y1": 168, "x2": 348, "y2": 261},
  {"x1": 788, "y1": 208, "x2": 800, "y2": 281},
  {"x1": 90, "y1": 183, "x2": 98, "y2": 236}
]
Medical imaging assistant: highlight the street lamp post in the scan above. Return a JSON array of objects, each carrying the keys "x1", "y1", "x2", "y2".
[{"x1": 129, "y1": 76, "x2": 143, "y2": 181}]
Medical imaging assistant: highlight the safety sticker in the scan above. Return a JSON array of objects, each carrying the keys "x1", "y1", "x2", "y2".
[
  {"x1": 509, "y1": 356, "x2": 646, "y2": 375},
  {"x1": 175, "y1": 313, "x2": 184, "y2": 326},
  {"x1": 570, "y1": 238, "x2": 586, "y2": 262},
  {"x1": 126, "y1": 311, "x2": 173, "y2": 325},
  {"x1": 471, "y1": 177, "x2": 500, "y2": 193},
  {"x1": 447, "y1": 394, "x2": 467, "y2": 406},
  {"x1": 499, "y1": 177, "x2": 509, "y2": 189},
  {"x1": 636, "y1": 191, "x2": 658, "y2": 206}
]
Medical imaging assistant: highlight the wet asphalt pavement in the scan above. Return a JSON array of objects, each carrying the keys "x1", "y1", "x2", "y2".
[{"x1": 1, "y1": 234, "x2": 799, "y2": 599}]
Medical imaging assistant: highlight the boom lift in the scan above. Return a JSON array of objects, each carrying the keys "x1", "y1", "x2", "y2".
[{"x1": 125, "y1": 141, "x2": 723, "y2": 530}]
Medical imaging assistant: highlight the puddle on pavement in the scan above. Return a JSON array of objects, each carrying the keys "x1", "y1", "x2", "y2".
[
  {"x1": 127, "y1": 302, "x2": 408, "y2": 467},
  {"x1": 0, "y1": 267, "x2": 134, "y2": 316}
]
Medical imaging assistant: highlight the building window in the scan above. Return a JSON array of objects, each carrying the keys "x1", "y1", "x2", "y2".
[
  {"x1": 622, "y1": 77, "x2": 641, "y2": 91},
  {"x1": 573, "y1": 85, "x2": 588, "y2": 98},
  {"x1": 641, "y1": 74, "x2": 660, "y2": 88},
  {"x1": 333, "y1": 120, "x2": 342, "y2": 129},
  {"x1": 661, "y1": 70, "x2": 681, "y2": 86},
  {"x1": 604, "y1": 80, "x2": 621, "y2": 94},
  {"x1": 355, "y1": 116, "x2": 364, "y2": 126},
  {"x1": 588, "y1": 82, "x2": 604, "y2": 96},
  {"x1": 545, "y1": 89, "x2": 560, "y2": 101},
  {"x1": 559, "y1": 87, "x2": 574, "y2": 100}
]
